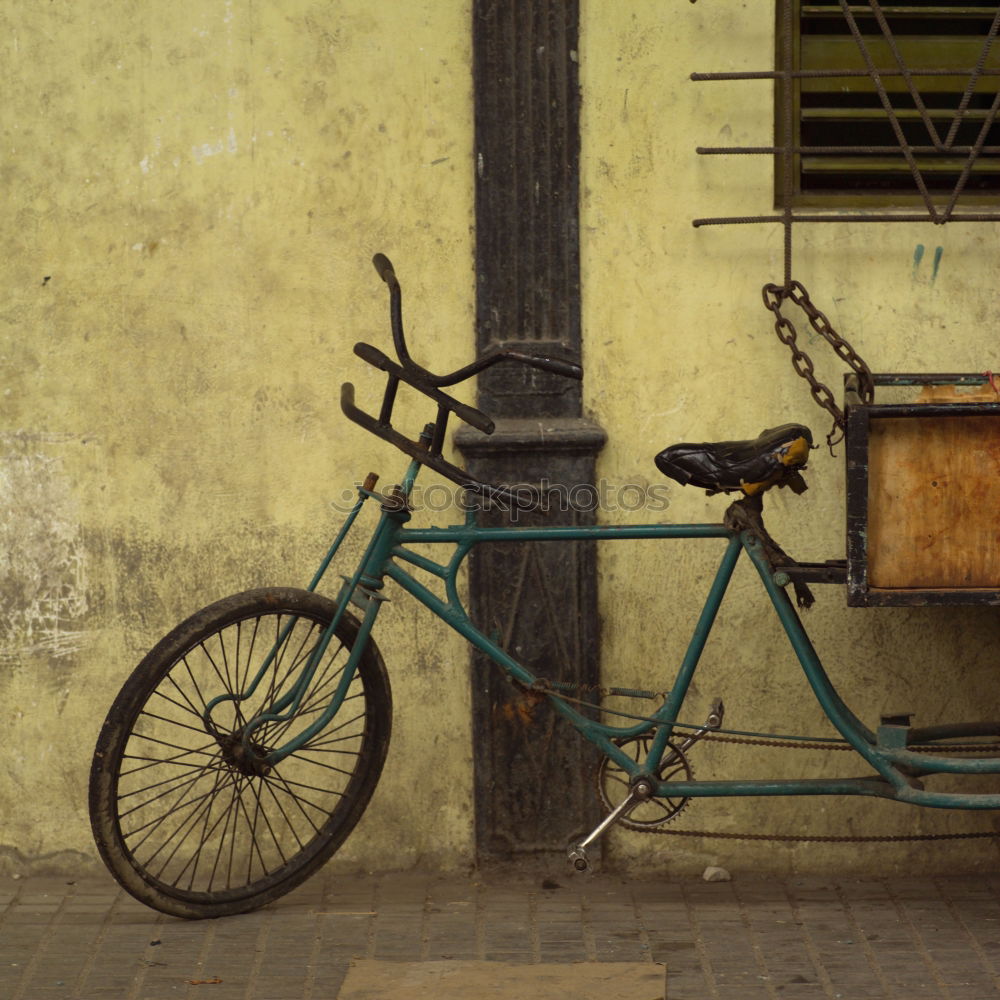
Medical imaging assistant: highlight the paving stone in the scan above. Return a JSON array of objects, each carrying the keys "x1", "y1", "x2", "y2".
[{"x1": 0, "y1": 871, "x2": 994, "y2": 998}]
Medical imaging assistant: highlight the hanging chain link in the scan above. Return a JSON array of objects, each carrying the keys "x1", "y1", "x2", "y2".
[{"x1": 762, "y1": 280, "x2": 875, "y2": 450}]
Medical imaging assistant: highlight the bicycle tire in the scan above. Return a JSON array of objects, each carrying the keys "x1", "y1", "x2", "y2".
[{"x1": 89, "y1": 587, "x2": 391, "y2": 919}]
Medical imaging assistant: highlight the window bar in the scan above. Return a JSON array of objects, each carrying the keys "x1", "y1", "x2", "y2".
[
  {"x1": 782, "y1": 0, "x2": 794, "y2": 290},
  {"x1": 944, "y1": 9, "x2": 1000, "y2": 149},
  {"x1": 692, "y1": 69, "x2": 1000, "y2": 81},
  {"x1": 837, "y1": 0, "x2": 941, "y2": 220},
  {"x1": 866, "y1": 0, "x2": 943, "y2": 150},
  {"x1": 693, "y1": 213, "x2": 1000, "y2": 226},
  {"x1": 699, "y1": 146, "x2": 1000, "y2": 155},
  {"x1": 944, "y1": 87, "x2": 1000, "y2": 219}
]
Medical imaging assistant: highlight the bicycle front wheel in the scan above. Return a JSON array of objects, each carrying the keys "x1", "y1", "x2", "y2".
[{"x1": 89, "y1": 587, "x2": 391, "y2": 919}]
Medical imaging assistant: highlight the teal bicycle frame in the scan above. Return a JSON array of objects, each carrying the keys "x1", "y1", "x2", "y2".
[{"x1": 223, "y1": 454, "x2": 1000, "y2": 814}]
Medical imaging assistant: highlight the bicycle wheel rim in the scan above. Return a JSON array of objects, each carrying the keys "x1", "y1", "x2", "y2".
[{"x1": 94, "y1": 594, "x2": 388, "y2": 910}]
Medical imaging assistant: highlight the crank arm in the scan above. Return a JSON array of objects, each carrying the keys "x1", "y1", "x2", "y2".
[
  {"x1": 568, "y1": 777, "x2": 655, "y2": 874},
  {"x1": 663, "y1": 698, "x2": 724, "y2": 768}
]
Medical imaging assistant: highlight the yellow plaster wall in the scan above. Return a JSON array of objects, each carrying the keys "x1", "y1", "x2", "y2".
[
  {"x1": 3, "y1": 0, "x2": 1000, "y2": 880},
  {"x1": 0, "y1": 0, "x2": 476, "y2": 874},
  {"x1": 581, "y1": 2, "x2": 1000, "y2": 873}
]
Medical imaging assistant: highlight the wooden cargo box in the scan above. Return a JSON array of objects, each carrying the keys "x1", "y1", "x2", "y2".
[{"x1": 845, "y1": 373, "x2": 1000, "y2": 606}]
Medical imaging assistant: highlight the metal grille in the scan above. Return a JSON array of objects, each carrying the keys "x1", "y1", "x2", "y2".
[
  {"x1": 788, "y1": 2, "x2": 1000, "y2": 201},
  {"x1": 692, "y1": 0, "x2": 1000, "y2": 288}
]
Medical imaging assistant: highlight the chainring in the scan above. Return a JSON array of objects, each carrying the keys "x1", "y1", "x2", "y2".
[{"x1": 597, "y1": 735, "x2": 694, "y2": 831}]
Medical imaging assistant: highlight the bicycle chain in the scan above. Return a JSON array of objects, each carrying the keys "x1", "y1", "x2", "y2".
[
  {"x1": 762, "y1": 280, "x2": 875, "y2": 450},
  {"x1": 531, "y1": 678, "x2": 1000, "y2": 755},
  {"x1": 529, "y1": 679, "x2": 1000, "y2": 844},
  {"x1": 629, "y1": 726, "x2": 1000, "y2": 844}
]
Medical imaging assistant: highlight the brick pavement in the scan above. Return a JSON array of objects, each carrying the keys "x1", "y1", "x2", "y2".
[{"x1": 1, "y1": 869, "x2": 999, "y2": 999}]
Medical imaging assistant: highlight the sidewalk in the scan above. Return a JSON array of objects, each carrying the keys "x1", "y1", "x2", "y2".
[{"x1": 1, "y1": 867, "x2": 998, "y2": 999}]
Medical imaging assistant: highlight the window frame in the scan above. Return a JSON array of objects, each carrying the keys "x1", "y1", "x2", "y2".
[{"x1": 774, "y1": 0, "x2": 1000, "y2": 209}]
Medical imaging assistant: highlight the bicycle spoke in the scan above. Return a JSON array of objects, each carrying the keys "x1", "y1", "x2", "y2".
[
  {"x1": 155, "y1": 679, "x2": 207, "y2": 722},
  {"x1": 216, "y1": 624, "x2": 244, "y2": 728},
  {"x1": 137, "y1": 708, "x2": 215, "y2": 739},
  {"x1": 293, "y1": 745, "x2": 362, "y2": 758},
  {"x1": 128, "y1": 730, "x2": 221, "y2": 759},
  {"x1": 185, "y1": 771, "x2": 231, "y2": 891},
  {"x1": 120, "y1": 740, "x2": 219, "y2": 777},
  {"x1": 259, "y1": 776, "x2": 309, "y2": 852},
  {"x1": 289, "y1": 750, "x2": 361, "y2": 774},
  {"x1": 237, "y1": 615, "x2": 262, "y2": 703},
  {"x1": 259, "y1": 622, "x2": 333, "y2": 730},
  {"x1": 126, "y1": 766, "x2": 228, "y2": 856},
  {"x1": 171, "y1": 775, "x2": 238, "y2": 889},
  {"x1": 260, "y1": 665, "x2": 345, "y2": 742},
  {"x1": 118, "y1": 761, "x2": 223, "y2": 804},
  {"x1": 218, "y1": 778, "x2": 244, "y2": 892},
  {"x1": 153, "y1": 772, "x2": 235, "y2": 885},
  {"x1": 246, "y1": 778, "x2": 289, "y2": 870},
  {"x1": 286, "y1": 752, "x2": 358, "y2": 780},
  {"x1": 258, "y1": 636, "x2": 344, "y2": 727},
  {"x1": 298, "y1": 709, "x2": 367, "y2": 751},
  {"x1": 265, "y1": 772, "x2": 347, "y2": 799},
  {"x1": 199, "y1": 641, "x2": 239, "y2": 703},
  {"x1": 232, "y1": 779, "x2": 270, "y2": 884},
  {"x1": 119, "y1": 759, "x2": 222, "y2": 820},
  {"x1": 261, "y1": 771, "x2": 326, "y2": 836},
  {"x1": 177, "y1": 653, "x2": 215, "y2": 721}
]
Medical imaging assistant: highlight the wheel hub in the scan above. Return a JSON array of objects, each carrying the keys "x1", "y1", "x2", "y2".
[{"x1": 217, "y1": 731, "x2": 273, "y2": 777}]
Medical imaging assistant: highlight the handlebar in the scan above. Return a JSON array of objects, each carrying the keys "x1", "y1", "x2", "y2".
[
  {"x1": 369, "y1": 253, "x2": 583, "y2": 387},
  {"x1": 371, "y1": 252, "x2": 395, "y2": 283},
  {"x1": 340, "y1": 253, "x2": 584, "y2": 503}
]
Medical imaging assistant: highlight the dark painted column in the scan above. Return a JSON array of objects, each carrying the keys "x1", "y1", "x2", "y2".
[{"x1": 456, "y1": 0, "x2": 606, "y2": 861}]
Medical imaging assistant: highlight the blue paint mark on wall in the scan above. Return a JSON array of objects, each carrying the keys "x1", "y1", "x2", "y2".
[
  {"x1": 931, "y1": 245, "x2": 943, "y2": 283},
  {"x1": 912, "y1": 243, "x2": 943, "y2": 284}
]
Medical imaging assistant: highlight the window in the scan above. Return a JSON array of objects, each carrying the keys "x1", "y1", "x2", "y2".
[{"x1": 776, "y1": 1, "x2": 1000, "y2": 207}]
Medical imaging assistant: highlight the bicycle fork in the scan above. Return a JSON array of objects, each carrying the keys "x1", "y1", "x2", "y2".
[{"x1": 567, "y1": 698, "x2": 724, "y2": 873}]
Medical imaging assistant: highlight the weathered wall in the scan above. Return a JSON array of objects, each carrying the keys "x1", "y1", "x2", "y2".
[
  {"x1": 2, "y1": 0, "x2": 999, "y2": 880},
  {"x1": 582, "y1": 3, "x2": 1000, "y2": 874},
  {"x1": 0, "y1": 0, "x2": 476, "y2": 874}
]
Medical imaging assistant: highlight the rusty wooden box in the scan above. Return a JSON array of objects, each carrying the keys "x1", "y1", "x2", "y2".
[{"x1": 845, "y1": 373, "x2": 1000, "y2": 606}]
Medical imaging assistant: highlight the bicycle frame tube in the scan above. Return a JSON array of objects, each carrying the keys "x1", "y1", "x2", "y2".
[
  {"x1": 254, "y1": 459, "x2": 1000, "y2": 808},
  {"x1": 203, "y1": 483, "x2": 379, "y2": 731},
  {"x1": 253, "y1": 460, "x2": 426, "y2": 764},
  {"x1": 383, "y1": 520, "x2": 738, "y2": 775}
]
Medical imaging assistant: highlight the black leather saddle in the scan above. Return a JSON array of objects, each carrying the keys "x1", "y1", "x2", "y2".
[{"x1": 654, "y1": 423, "x2": 813, "y2": 496}]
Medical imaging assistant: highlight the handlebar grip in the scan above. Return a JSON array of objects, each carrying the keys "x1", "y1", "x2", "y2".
[
  {"x1": 504, "y1": 350, "x2": 583, "y2": 381},
  {"x1": 372, "y1": 253, "x2": 396, "y2": 284},
  {"x1": 451, "y1": 399, "x2": 495, "y2": 435}
]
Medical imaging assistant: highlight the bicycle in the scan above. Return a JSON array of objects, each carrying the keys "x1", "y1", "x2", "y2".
[{"x1": 89, "y1": 254, "x2": 1000, "y2": 919}]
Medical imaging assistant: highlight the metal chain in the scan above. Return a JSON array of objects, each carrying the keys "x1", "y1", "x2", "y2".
[
  {"x1": 530, "y1": 678, "x2": 1000, "y2": 755},
  {"x1": 762, "y1": 280, "x2": 874, "y2": 450},
  {"x1": 528, "y1": 677, "x2": 1000, "y2": 844}
]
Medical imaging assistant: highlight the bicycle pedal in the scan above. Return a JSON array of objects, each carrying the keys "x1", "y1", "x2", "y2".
[{"x1": 567, "y1": 844, "x2": 592, "y2": 874}]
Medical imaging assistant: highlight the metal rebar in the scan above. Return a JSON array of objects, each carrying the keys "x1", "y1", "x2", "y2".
[{"x1": 693, "y1": 213, "x2": 1000, "y2": 227}]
